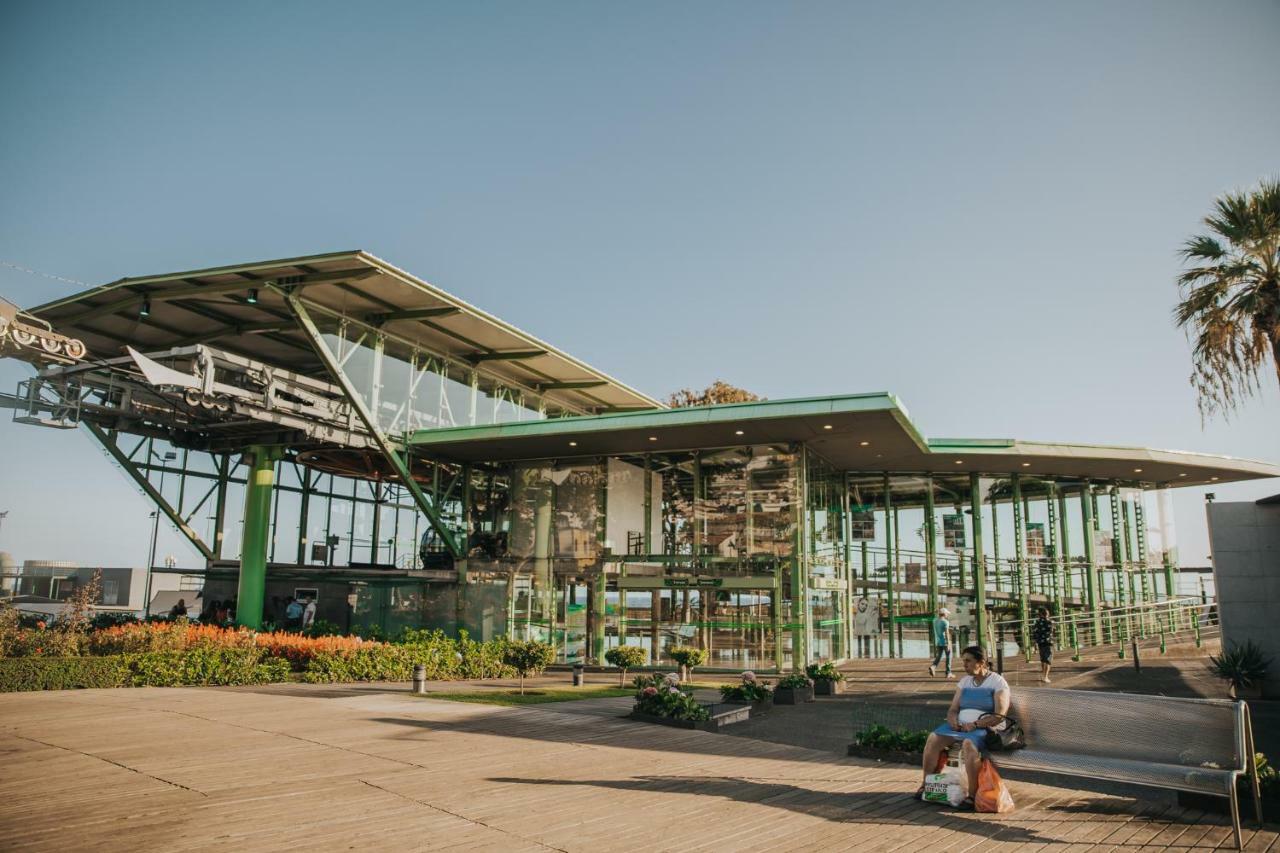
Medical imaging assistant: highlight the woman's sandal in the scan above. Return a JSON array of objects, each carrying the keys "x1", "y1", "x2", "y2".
[{"x1": 912, "y1": 784, "x2": 926, "y2": 801}]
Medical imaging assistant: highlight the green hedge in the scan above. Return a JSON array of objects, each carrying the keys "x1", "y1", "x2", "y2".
[
  {"x1": 0, "y1": 656, "x2": 129, "y2": 691},
  {"x1": 302, "y1": 646, "x2": 416, "y2": 683},
  {"x1": 0, "y1": 649, "x2": 290, "y2": 692}
]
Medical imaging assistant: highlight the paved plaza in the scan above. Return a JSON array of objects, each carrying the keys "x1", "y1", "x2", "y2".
[{"x1": 1, "y1": 677, "x2": 1276, "y2": 852}]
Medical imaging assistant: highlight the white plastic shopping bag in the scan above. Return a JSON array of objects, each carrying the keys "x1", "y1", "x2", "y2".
[{"x1": 922, "y1": 767, "x2": 966, "y2": 807}]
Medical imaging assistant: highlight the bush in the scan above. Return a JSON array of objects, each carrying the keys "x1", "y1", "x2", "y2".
[
  {"x1": 503, "y1": 640, "x2": 556, "y2": 694},
  {"x1": 720, "y1": 670, "x2": 773, "y2": 702},
  {"x1": 126, "y1": 648, "x2": 289, "y2": 687},
  {"x1": 604, "y1": 646, "x2": 647, "y2": 685},
  {"x1": 668, "y1": 646, "x2": 706, "y2": 678},
  {"x1": 303, "y1": 618, "x2": 344, "y2": 638},
  {"x1": 0, "y1": 656, "x2": 129, "y2": 691},
  {"x1": 853, "y1": 724, "x2": 930, "y2": 753},
  {"x1": 777, "y1": 672, "x2": 813, "y2": 689},
  {"x1": 302, "y1": 645, "x2": 415, "y2": 683},
  {"x1": 633, "y1": 672, "x2": 709, "y2": 722},
  {"x1": 805, "y1": 662, "x2": 845, "y2": 682}
]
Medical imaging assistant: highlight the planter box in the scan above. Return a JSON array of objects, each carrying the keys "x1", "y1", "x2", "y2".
[
  {"x1": 724, "y1": 697, "x2": 772, "y2": 716},
  {"x1": 774, "y1": 685, "x2": 815, "y2": 705},
  {"x1": 814, "y1": 678, "x2": 843, "y2": 696},
  {"x1": 847, "y1": 744, "x2": 924, "y2": 765},
  {"x1": 629, "y1": 711, "x2": 718, "y2": 731}
]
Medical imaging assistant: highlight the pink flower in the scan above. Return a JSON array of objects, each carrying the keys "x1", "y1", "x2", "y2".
[
  {"x1": 642, "y1": 686, "x2": 657, "y2": 697},
  {"x1": 742, "y1": 670, "x2": 756, "y2": 682},
  {"x1": 668, "y1": 687, "x2": 680, "y2": 694}
]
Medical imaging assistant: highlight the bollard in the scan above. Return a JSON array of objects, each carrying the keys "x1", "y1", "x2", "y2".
[
  {"x1": 572, "y1": 663, "x2": 584, "y2": 687},
  {"x1": 996, "y1": 626, "x2": 1004, "y2": 674},
  {"x1": 1159, "y1": 630, "x2": 1166, "y2": 655},
  {"x1": 412, "y1": 663, "x2": 426, "y2": 694},
  {"x1": 1132, "y1": 639, "x2": 1140, "y2": 674}
]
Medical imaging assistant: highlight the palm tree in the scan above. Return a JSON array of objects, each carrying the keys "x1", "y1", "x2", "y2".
[{"x1": 1174, "y1": 178, "x2": 1280, "y2": 419}]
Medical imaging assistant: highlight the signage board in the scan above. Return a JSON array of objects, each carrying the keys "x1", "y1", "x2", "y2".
[{"x1": 943, "y1": 514, "x2": 966, "y2": 549}]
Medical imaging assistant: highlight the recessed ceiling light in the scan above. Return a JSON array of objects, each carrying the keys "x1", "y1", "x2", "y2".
[
  {"x1": 648, "y1": 436, "x2": 657, "y2": 442},
  {"x1": 859, "y1": 441, "x2": 870, "y2": 447},
  {"x1": 568, "y1": 441, "x2": 577, "y2": 447},
  {"x1": 954, "y1": 460, "x2": 964, "y2": 465},
  {"x1": 1133, "y1": 468, "x2": 1143, "y2": 473},
  {"x1": 1021, "y1": 462, "x2": 1031, "y2": 468},
  {"x1": 1178, "y1": 473, "x2": 1187, "y2": 477},
  {"x1": 823, "y1": 424, "x2": 833, "y2": 430},
  {"x1": 1211, "y1": 476, "x2": 1219, "y2": 481},
  {"x1": 734, "y1": 430, "x2": 744, "y2": 436}
]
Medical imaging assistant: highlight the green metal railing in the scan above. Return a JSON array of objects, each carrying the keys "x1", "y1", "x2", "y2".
[{"x1": 993, "y1": 597, "x2": 1217, "y2": 660}]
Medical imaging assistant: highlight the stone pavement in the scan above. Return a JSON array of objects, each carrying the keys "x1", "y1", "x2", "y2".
[{"x1": 1, "y1": 679, "x2": 1275, "y2": 852}]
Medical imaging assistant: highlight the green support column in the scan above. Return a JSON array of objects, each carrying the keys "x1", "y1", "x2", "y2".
[
  {"x1": 842, "y1": 473, "x2": 854, "y2": 659},
  {"x1": 296, "y1": 467, "x2": 312, "y2": 565},
  {"x1": 1109, "y1": 488, "x2": 1127, "y2": 644},
  {"x1": 969, "y1": 474, "x2": 987, "y2": 649},
  {"x1": 883, "y1": 473, "x2": 895, "y2": 659},
  {"x1": 692, "y1": 452, "x2": 703, "y2": 556},
  {"x1": 792, "y1": 447, "x2": 809, "y2": 666},
  {"x1": 1011, "y1": 474, "x2": 1030, "y2": 653},
  {"x1": 991, "y1": 493, "x2": 1001, "y2": 593},
  {"x1": 772, "y1": 571, "x2": 784, "y2": 670},
  {"x1": 1046, "y1": 485, "x2": 1063, "y2": 621},
  {"x1": 1080, "y1": 487, "x2": 1103, "y2": 643},
  {"x1": 1056, "y1": 486, "x2": 1073, "y2": 600},
  {"x1": 236, "y1": 446, "x2": 281, "y2": 629},
  {"x1": 924, "y1": 476, "x2": 938, "y2": 616},
  {"x1": 591, "y1": 573, "x2": 607, "y2": 663}
]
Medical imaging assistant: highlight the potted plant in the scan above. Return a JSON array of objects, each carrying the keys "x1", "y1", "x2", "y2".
[
  {"x1": 805, "y1": 661, "x2": 845, "y2": 695},
  {"x1": 774, "y1": 672, "x2": 814, "y2": 704},
  {"x1": 1209, "y1": 640, "x2": 1272, "y2": 700},
  {"x1": 719, "y1": 670, "x2": 773, "y2": 714},
  {"x1": 669, "y1": 645, "x2": 707, "y2": 682},
  {"x1": 604, "y1": 645, "x2": 647, "y2": 686},
  {"x1": 502, "y1": 639, "x2": 556, "y2": 695}
]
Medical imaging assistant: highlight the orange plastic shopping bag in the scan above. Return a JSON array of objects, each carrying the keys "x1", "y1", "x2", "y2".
[{"x1": 975, "y1": 759, "x2": 1015, "y2": 813}]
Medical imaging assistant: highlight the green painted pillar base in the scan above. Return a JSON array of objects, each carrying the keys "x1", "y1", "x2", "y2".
[{"x1": 235, "y1": 446, "x2": 281, "y2": 630}]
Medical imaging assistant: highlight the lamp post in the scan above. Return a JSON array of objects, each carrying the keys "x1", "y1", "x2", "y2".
[{"x1": 142, "y1": 449, "x2": 177, "y2": 617}]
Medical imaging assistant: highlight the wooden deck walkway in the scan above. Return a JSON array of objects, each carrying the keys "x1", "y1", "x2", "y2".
[{"x1": 0, "y1": 684, "x2": 1275, "y2": 852}]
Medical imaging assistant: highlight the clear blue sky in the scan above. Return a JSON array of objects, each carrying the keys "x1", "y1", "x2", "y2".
[{"x1": 1, "y1": 0, "x2": 1277, "y2": 568}]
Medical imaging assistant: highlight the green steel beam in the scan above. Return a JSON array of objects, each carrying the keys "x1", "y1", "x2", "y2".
[
  {"x1": 969, "y1": 473, "x2": 987, "y2": 646},
  {"x1": 236, "y1": 445, "x2": 281, "y2": 629},
  {"x1": 883, "y1": 472, "x2": 896, "y2": 658},
  {"x1": 84, "y1": 423, "x2": 215, "y2": 562},
  {"x1": 1080, "y1": 487, "x2": 1103, "y2": 641},
  {"x1": 285, "y1": 292, "x2": 463, "y2": 558},
  {"x1": 1012, "y1": 474, "x2": 1030, "y2": 652},
  {"x1": 924, "y1": 476, "x2": 938, "y2": 615}
]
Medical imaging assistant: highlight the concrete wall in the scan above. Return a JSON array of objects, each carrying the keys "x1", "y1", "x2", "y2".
[{"x1": 1206, "y1": 499, "x2": 1280, "y2": 699}]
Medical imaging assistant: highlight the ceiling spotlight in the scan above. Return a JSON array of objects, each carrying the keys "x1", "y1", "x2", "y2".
[
  {"x1": 859, "y1": 441, "x2": 870, "y2": 447},
  {"x1": 648, "y1": 436, "x2": 657, "y2": 442},
  {"x1": 568, "y1": 441, "x2": 577, "y2": 447},
  {"x1": 1178, "y1": 473, "x2": 1187, "y2": 477},
  {"x1": 1211, "y1": 476, "x2": 1219, "y2": 481},
  {"x1": 954, "y1": 460, "x2": 964, "y2": 465},
  {"x1": 822, "y1": 424, "x2": 833, "y2": 430},
  {"x1": 246, "y1": 288, "x2": 259, "y2": 304},
  {"x1": 734, "y1": 430, "x2": 744, "y2": 436},
  {"x1": 1133, "y1": 468, "x2": 1143, "y2": 473},
  {"x1": 139, "y1": 296, "x2": 151, "y2": 317},
  {"x1": 1021, "y1": 462, "x2": 1031, "y2": 468}
]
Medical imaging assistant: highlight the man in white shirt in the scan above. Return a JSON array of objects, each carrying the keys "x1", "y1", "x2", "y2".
[{"x1": 302, "y1": 597, "x2": 317, "y2": 630}]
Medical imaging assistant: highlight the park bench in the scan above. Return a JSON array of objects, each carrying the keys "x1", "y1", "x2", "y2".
[{"x1": 992, "y1": 688, "x2": 1262, "y2": 848}]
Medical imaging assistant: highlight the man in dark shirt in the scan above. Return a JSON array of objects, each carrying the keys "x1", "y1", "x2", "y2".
[{"x1": 1031, "y1": 607, "x2": 1054, "y2": 683}]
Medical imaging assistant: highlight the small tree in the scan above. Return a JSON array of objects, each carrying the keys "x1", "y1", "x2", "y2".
[
  {"x1": 502, "y1": 640, "x2": 556, "y2": 694},
  {"x1": 668, "y1": 645, "x2": 707, "y2": 682},
  {"x1": 666, "y1": 381, "x2": 760, "y2": 409},
  {"x1": 60, "y1": 570, "x2": 102, "y2": 633},
  {"x1": 604, "y1": 645, "x2": 647, "y2": 686}
]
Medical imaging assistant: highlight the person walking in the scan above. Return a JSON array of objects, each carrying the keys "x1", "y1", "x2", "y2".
[
  {"x1": 928, "y1": 606, "x2": 953, "y2": 678},
  {"x1": 1031, "y1": 607, "x2": 1054, "y2": 683},
  {"x1": 301, "y1": 596, "x2": 317, "y2": 631}
]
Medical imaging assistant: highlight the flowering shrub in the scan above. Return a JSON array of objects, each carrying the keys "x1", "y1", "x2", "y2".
[
  {"x1": 805, "y1": 661, "x2": 845, "y2": 682},
  {"x1": 776, "y1": 672, "x2": 813, "y2": 689},
  {"x1": 720, "y1": 670, "x2": 774, "y2": 703},
  {"x1": 632, "y1": 671, "x2": 709, "y2": 721}
]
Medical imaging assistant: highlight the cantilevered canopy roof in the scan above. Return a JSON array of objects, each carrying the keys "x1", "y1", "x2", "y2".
[
  {"x1": 28, "y1": 251, "x2": 662, "y2": 416},
  {"x1": 409, "y1": 394, "x2": 1280, "y2": 488}
]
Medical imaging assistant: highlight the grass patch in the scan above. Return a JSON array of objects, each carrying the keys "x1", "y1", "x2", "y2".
[{"x1": 420, "y1": 685, "x2": 634, "y2": 706}]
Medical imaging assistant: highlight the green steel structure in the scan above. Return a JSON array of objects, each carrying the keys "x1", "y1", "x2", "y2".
[{"x1": 3, "y1": 251, "x2": 1278, "y2": 670}]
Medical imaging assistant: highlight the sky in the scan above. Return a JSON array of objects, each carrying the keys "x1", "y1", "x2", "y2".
[{"x1": 0, "y1": 0, "x2": 1277, "y2": 570}]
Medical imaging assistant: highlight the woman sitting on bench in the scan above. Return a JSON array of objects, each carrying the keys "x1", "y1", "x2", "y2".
[{"x1": 915, "y1": 645, "x2": 1011, "y2": 810}]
